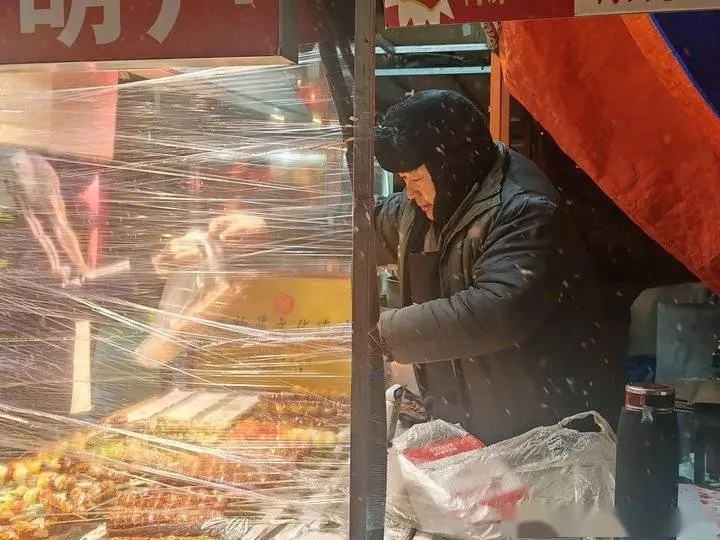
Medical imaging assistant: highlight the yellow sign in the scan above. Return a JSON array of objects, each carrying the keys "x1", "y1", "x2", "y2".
[{"x1": 196, "y1": 275, "x2": 352, "y2": 394}]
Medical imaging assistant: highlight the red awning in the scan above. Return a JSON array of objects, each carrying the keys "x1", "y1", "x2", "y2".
[{"x1": 500, "y1": 16, "x2": 720, "y2": 291}]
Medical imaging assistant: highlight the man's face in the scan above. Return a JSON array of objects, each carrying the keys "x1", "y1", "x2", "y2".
[{"x1": 400, "y1": 165, "x2": 436, "y2": 220}]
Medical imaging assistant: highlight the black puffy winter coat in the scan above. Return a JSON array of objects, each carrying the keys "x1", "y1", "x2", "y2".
[{"x1": 376, "y1": 144, "x2": 627, "y2": 444}]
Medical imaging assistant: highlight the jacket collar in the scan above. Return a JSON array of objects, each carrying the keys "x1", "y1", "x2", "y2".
[
  {"x1": 396, "y1": 143, "x2": 510, "y2": 285},
  {"x1": 438, "y1": 143, "x2": 509, "y2": 251}
]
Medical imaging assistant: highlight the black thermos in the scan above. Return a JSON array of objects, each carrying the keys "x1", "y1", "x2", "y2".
[{"x1": 615, "y1": 383, "x2": 680, "y2": 539}]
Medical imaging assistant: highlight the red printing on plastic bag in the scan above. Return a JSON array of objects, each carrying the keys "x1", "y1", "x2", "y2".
[{"x1": 402, "y1": 435, "x2": 485, "y2": 464}]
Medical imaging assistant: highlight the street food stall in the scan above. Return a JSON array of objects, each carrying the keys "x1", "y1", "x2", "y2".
[
  {"x1": 0, "y1": 1, "x2": 386, "y2": 538},
  {"x1": 1, "y1": 0, "x2": 719, "y2": 538}
]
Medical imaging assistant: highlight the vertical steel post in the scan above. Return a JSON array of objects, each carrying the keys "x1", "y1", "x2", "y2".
[{"x1": 350, "y1": 1, "x2": 386, "y2": 539}]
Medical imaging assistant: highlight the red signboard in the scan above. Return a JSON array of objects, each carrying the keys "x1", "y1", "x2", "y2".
[
  {"x1": 0, "y1": 0, "x2": 287, "y2": 66},
  {"x1": 384, "y1": 0, "x2": 720, "y2": 26},
  {"x1": 384, "y1": 0, "x2": 573, "y2": 26}
]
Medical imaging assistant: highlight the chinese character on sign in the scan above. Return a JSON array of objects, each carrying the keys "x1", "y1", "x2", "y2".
[
  {"x1": 146, "y1": 0, "x2": 181, "y2": 43},
  {"x1": 19, "y1": 0, "x2": 64, "y2": 34},
  {"x1": 18, "y1": 0, "x2": 183, "y2": 46},
  {"x1": 61, "y1": 0, "x2": 121, "y2": 46}
]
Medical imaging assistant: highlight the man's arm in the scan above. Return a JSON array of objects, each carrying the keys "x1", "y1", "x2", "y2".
[
  {"x1": 203, "y1": 193, "x2": 407, "y2": 267},
  {"x1": 16, "y1": 197, "x2": 65, "y2": 278},
  {"x1": 36, "y1": 156, "x2": 89, "y2": 275},
  {"x1": 4, "y1": 150, "x2": 75, "y2": 280},
  {"x1": 379, "y1": 196, "x2": 566, "y2": 364}
]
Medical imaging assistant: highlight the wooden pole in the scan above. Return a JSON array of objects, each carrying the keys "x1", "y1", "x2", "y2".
[
  {"x1": 489, "y1": 52, "x2": 511, "y2": 145},
  {"x1": 350, "y1": 1, "x2": 386, "y2": 539}
]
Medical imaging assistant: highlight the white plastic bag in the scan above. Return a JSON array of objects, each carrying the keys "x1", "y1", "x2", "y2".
[{"x1": 387, "y1": 412, "x2": 617, "y2": 539}]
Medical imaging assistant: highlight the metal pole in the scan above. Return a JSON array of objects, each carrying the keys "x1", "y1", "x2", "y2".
[
  {"x1": 350, "y1": 0, "x2": 385, "y2": 539},
  {"x1": 489, "y1": 53, "x2": 510, "y2": 145}
]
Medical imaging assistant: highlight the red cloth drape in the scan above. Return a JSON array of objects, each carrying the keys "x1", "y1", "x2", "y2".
[{"x1": 500, "y1": 16, "x2": 720, "y2": 291}]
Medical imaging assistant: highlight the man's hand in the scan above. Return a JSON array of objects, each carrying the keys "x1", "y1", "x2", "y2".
[
  {"x1": 76, "y1": 262, "x2": 91, "y2": 279},
  {"x1": 57, "y1": 265, "x2": 72, "y2": 288},
  {"x1": 152, "y1": 213, "x2": 268, "y2": 275},
  {"x1": 152, "y1": 235, "x2": 204, "y2": 275},
  {"x1": 208, "y1": 212, "x2": 267, "y2": 243}
]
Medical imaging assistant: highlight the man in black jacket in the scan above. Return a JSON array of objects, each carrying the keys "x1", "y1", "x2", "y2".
[
  {"x1": 199, "y1": 90, "x2": 627, "y2": 444},
  {"x1": 372, "y1": 90, "x2": 626, "y2": 443}
]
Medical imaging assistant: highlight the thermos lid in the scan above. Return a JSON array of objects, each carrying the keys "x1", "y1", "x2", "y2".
[{"x1": 624, "y1": 383, "x2": 675, "y2": 411}]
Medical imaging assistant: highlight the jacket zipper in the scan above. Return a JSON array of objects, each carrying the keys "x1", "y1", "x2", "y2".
[{"x1": 433, "y1": 150, "x2": 511, "y2": 429}]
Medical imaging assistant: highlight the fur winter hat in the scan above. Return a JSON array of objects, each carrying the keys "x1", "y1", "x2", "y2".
[{"x1": 374, "y1": 90, "x2": 498, "y2": 227}]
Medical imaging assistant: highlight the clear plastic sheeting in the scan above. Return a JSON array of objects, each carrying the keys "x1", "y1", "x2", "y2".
[
  {"x1": 0, "y1": 50, "x2": 351, "y2": 539},
  {"x1": 387, "y1": 413, "x2": 617, "y2": 539}
]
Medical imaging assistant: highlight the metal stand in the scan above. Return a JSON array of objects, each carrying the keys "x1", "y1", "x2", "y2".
[
  {"x1": 349, "y1": 1, "x2": 386, "y2": 539},
  {"x1": 489, "y1": 52, "x2": 510, "y2": 145}
]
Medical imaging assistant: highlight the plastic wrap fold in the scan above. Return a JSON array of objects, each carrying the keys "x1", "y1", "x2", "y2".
[{"x1": 0, "y1": 50, "x2": 352, "y2": 539}]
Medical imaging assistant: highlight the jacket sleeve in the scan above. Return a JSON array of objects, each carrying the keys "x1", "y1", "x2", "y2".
[
  {"x1": 379, "y1": 195, "x2": 566, "y2": 364},
  {"x1": 374, "y1": 192, "x2": 406, "y2": 266}
]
